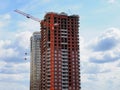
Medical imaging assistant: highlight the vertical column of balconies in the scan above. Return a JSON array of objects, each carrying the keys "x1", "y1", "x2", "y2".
[
  {"x1": 68, "y1": 16, "x2": 80, "y2": 90},
  {"x1": 30, "y1": 32, "x2": 41, "y2": 90},
  {"x1": 55, "y1": 15, "x2": 69, "y2": 90},
  {"x1": 35, "y1": 40, "x2": 41, "y2": 90},
  {"x1": 46, "y1": 47, "x2": 51, "y2": 89},
  {"x1": 61, "y1": 29, "x2": 69, "y2": 90},
  {"x1": 40, "y1": 23, "x2": 48, "y2": 90},
  {"x1": 30, "y1": 37, "x2": 33, "y2": 90},
  {"x1": 54, "y1": 15, "x2": 62, "y2": 90}
]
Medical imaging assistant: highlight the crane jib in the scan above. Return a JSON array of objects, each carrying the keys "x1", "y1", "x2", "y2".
[{"x1": 14, "y1": 9, "x2": 41, "y2": 22}]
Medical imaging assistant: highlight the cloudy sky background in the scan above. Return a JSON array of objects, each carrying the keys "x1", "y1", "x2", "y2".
[{"x1": 0, "y1": 0, "x2": 120, "y2": 90}]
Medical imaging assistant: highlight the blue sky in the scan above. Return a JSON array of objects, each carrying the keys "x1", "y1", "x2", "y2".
[{"x1": 0, "y1": 0, "x2": 120, "y2": 90}]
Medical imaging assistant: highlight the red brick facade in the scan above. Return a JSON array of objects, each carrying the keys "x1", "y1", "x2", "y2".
[{"x1": 40, "y1": 12, "x2": 80, "y2": 90}]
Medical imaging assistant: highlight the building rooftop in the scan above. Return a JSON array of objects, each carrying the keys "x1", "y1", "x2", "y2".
[{"x1": 45, "y1": 12, "x2": 79, "y2": 17}]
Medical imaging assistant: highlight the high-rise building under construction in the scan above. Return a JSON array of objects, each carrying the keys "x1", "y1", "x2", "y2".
[
  {"x1": 40, "y1": 12, "x2": 80, "y2": 90},
  {"x1": 30, "y1": 32, "x2": 41, "y2": 90}
]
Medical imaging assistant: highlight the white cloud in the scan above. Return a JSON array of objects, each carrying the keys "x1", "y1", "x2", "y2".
[
  {"x1": 108, "y1": 0, "x2": 116, "y2": 3},
  {"x1": 2, "y1": 14, "x2": 11, "y2": 20},
  {"x1": 81, "y1": 27, "x2": 120, "y2": 90},
  {"x1": 0, "y1": 73, "x2": 29, "y2": 81},
  {"x1": 15, "y1": 31, "x2": 32, "y2": 49},
  {"x1": 0, "y1": 40, "x2": 18, "y2": 58},
  {"x1": 82, "y1": 71, "x2": 120, "y2": 90},
  {"x1": 15, "y1": 19, "x2": 40, "y2": 49},
  {"x1": 87, "y1": 28, "x2": 120, "y2": 64},
  {"x1": 0, "y1": 19, "x2": 36, "y2": 60},
  {"x1": 88, "y1": 28, "x2": 120, "y2": 51},
  {"x1": 3, "y1": 48, "x2": 18, "y2": 57},
  {"x1": 80, "y1": 36, "x2": 85, "y2": 49},
  {"x1": 89, "y1": 49, "x2": 120, "y2": 63},
  {"x1": 0, "y1": 40, "x2": 11, "y2": 47},
  {"x1": 17, "y1": 20, "x2": 40, "y2": 32},
  {"x1": 82, "y1": 64, "x2": 120, "y2": 90},
  {"x1": 0, "y1": 21, "x2": 5, "y2": 28},
  {"x1": 84, "y1": 28, "x2": 120, "y2": 64},
  {"x1": 0, "y1": 82, "x2": 29, "y2": 90},
  {"x1": 0, "y1": 14, "x2": 11, "y2": 28},
  {"x1": 0, "y1": 61, "x2": 7, "y2": 72},
  {"x1": 5, "y1": 62, "x2": 30, "y2": 74},
  {"x1": 0, "y1": 61, "x2": 30, "y2": 81},
  {"x1": 0, "y1": 13, "x2": 11, "y2": 20},
  {"x1": 101, "y1": 27, "x2": 120, "y2": 39}
]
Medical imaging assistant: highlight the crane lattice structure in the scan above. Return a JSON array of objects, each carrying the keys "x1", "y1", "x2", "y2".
[
  {"x1": 14, "y1": 9, "x2": 41, "y2": 22},
  {"x1": 14, "y1": 9, "x2": 59, "y2": 61}
]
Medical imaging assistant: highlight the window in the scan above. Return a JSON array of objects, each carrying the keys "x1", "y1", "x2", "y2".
[
  {"x1": 61, "y1": 44, "x2": 67, "y2": 49},
  {"x1": 55, "y1": 87, "x2": 57, "y2": 89}
]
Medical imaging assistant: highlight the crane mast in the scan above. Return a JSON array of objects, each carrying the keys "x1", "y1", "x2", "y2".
[{"x1": 14, "y1": 9, "x2": 41, "y2": 22}]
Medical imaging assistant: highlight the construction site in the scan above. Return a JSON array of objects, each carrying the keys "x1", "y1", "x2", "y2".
[{"x1": 15, "y1": 10, "x2": 80, "y2": 90}]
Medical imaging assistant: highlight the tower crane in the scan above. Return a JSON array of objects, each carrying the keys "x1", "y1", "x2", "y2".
[
  {"x1": 14, "y1": 9, "x2": 59, "y2": 26},
  {"x1": 14, "y1": 9, "x2": 42, "y2": 60},
  {"x1": 14, "y1": 9, "x2": 41, "y2": 22},
  {"x1": 14, "y1": 9, "x2": 59, "y2": 61}
]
